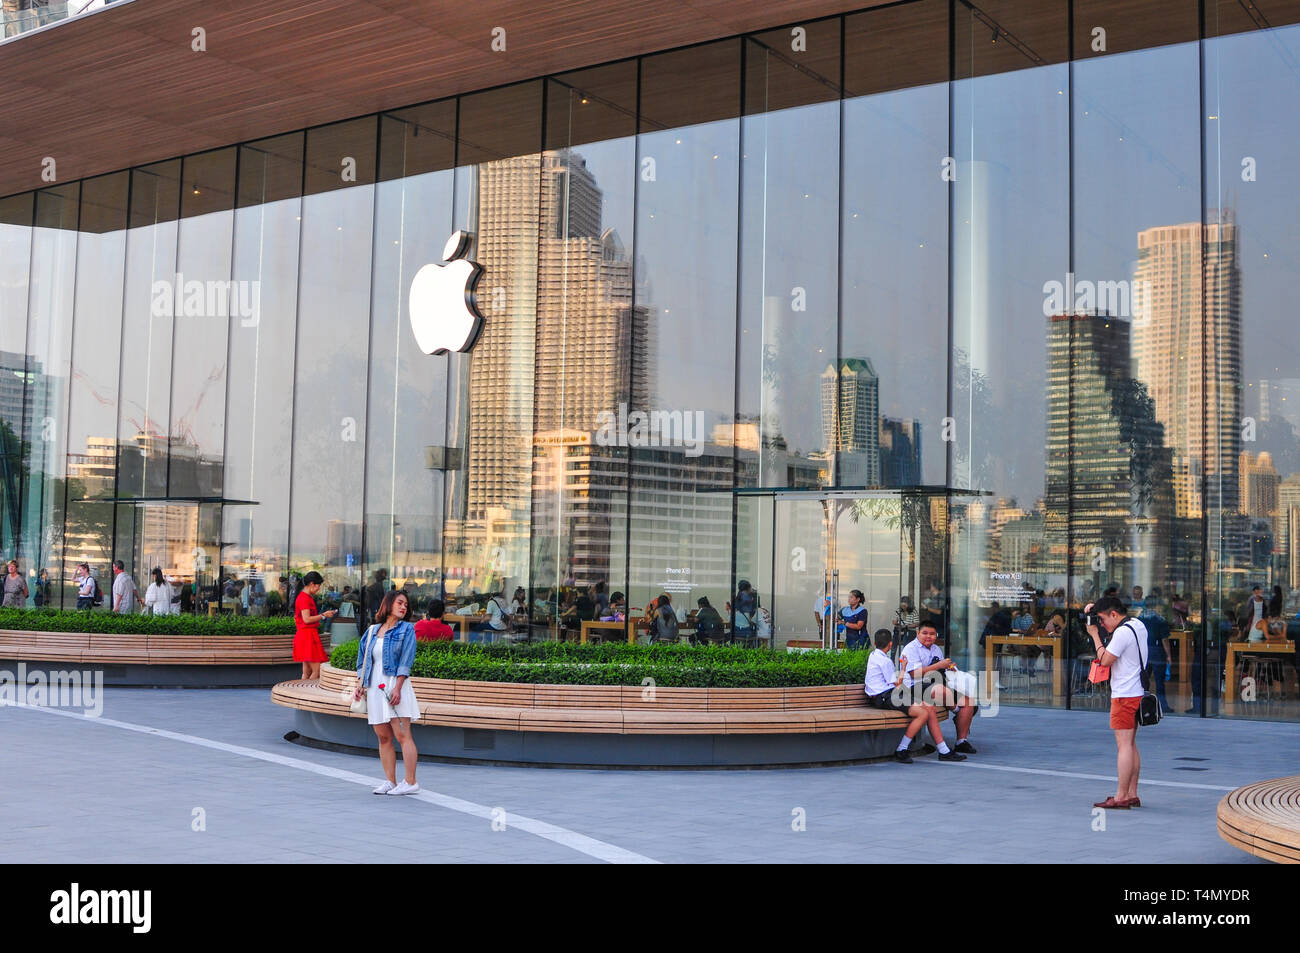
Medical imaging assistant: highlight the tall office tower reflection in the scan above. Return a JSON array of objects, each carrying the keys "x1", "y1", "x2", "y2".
[
  {"x1": 1045, "y1": 312, "x2": 1173, "y2": 587},
  {"x1": 454, "y1": 149, "x2": 653, "y2": 590},
  {"x1": 880, "y1": 417, "x2": 922, "y2": 486},
  {"x1": 822, "y1": 358, "x2": 880, "y2": 486},
  {"x1": 1132, "y1": 220, "x2": 1242, "y2": 522}
]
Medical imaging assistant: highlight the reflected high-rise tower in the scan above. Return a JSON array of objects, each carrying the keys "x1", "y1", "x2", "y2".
[
  {"x1": 1044, "y1": 311, "x2": 1173, "y2": 585},
  {"x1": 453, "y1": 149, "x2": 652, "y2": 589},
  {"x1": 1132, "y1": 221, "x2": 1242, "y2": 519},
  {"x1": 822, "y1": 358, "x2": 880, "y2": 486}
]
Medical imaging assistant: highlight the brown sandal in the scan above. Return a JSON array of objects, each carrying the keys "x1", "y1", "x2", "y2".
[{"x1": 1092, "y1": 797, "x2": 1131, "y2": 809}]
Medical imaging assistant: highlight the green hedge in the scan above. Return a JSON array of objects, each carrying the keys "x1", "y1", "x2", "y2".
[
  {"x1": 329, "y1": 639, "x2": 866, "y2": 688},
  {"x1": 0, "y1": 607, "x2": 296, "y2": 636}
]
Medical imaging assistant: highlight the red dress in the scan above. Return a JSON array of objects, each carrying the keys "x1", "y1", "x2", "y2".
[{"x1": 293, "y1": 590, "x2": 329, "y2": 663}]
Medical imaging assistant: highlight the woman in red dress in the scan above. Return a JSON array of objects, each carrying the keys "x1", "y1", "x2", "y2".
[{"x1": 294, "y1": 571, "x2": 336, "y2": 680}]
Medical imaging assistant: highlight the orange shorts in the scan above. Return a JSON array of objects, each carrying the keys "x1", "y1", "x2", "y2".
[{"x1": 1109, "y1": 696, "x2": 1141, "y2": 729}]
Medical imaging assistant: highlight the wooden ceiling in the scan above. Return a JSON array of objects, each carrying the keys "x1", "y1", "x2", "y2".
[
  {"x1": 1, "y1": 0, "x2": 1297, "y2": 202},
  {"x1": 0, "y1": 0, "x2": 880, "y2": 199}
]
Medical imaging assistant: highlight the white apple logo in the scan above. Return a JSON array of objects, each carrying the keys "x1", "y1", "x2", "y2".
[{"x1": 409, "y1": 230, "x2": 485, "y2": 354}]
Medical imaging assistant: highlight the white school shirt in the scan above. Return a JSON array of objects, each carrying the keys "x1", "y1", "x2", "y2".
[
  {"x1": 864, "y1": 649, "x2": 898, "y2": 697},
  {"x1": 900, "y1": 638, "x2": 945, "y2": 688}
]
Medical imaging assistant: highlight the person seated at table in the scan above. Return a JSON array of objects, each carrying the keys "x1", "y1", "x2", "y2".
[
  {"x1": 414, "y1": 599, "x2": 454, "y2": 642},
  {"x1": 1011, "y1": 602, "x2": 1034, "y2": 633},
  {"x1": 865, "y1": 628, "x2": 945, "y2": 764},
  {"x1": 901, "y1": 620, "x2": 973, "y2": 758},
  {"x1": 510, "y1": 586, "x2": 528, "y2": 615},
  {"x1": 650, "y1": 593, "x2": 679, "y2": 644},
  {"x1": 600, "y1": 592, "x2": 626, "y2": 622},
  {"x1": 694, "y1": 596, "x2": 726, "y2": 644}
]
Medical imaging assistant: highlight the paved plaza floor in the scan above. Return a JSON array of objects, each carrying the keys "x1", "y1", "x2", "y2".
[{"x1": 1, "y1": 688, "x2": 1288, "y2": 863}]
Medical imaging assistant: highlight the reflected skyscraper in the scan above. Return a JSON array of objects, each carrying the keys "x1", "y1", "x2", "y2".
[
  {"x1": 822, "y1": 358, "x2": 879, "y2": 486},
  {"x1": 1132, "y1": 221, "x2": 1242, "y2": 519}
]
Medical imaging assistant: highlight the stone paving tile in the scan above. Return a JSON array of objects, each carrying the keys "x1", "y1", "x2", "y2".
[{"x1": 3, "y1": 691, "x2": 1293, "y2": 862}]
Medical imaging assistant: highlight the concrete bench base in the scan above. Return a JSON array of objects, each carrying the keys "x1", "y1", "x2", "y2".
[
  {"x1": 285, "y1": 707, "x2": 908, "y2": 768},
  {"x1": 272, "y1": 667, "x2": 948, "y2": 767}
]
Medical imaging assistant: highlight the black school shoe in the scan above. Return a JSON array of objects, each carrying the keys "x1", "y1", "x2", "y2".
[
  {"x1": 954, "y1": 740, "x2": 977, "y2": 755},
  {"x1": 894, "y1": 750, "x2": 914, "y2": 764},
  {"x1": 937, "y1": 750, "x2": 967, "y2": 762}
]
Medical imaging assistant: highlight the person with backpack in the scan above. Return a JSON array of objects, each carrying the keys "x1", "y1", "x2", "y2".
[
  {"x1": 1086, "y1": 595, "x2": 1151, "y2": 810},
  {"x1": 75, "y1": 563, "x2": 98, "y2": 610}
]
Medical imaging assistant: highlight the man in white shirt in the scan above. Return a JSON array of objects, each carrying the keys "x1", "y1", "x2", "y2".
[
  {"x1": 864, "y1": 629, "x2": 944, "y2": 764},
  {"x1": 112, "y1": 560, "x2": 138, "y2": 614},
  {"x1": 900, "y1": 620, "x2": 977, "y2": 758},
  {"x1": 1087, "y1": 596, "x2": 1150, "y2": 810}
]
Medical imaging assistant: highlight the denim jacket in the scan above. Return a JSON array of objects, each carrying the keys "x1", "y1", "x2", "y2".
[{"x1": 356, "y1": 620, "x2": 417, "y2": 687}]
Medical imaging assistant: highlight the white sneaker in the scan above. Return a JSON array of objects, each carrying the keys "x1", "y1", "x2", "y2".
[
  {"x1": 372, "y1": 780, "x2": 395, "y2": 795},
  {"x1": 387, "y1": 781, "x2": 420, "y2": 796}
]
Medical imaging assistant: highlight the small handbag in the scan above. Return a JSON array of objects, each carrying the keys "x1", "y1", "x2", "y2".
[
  {"x1": 349, "y1": 624, "x2": 379, "y2": 714},
  {"x1": 1087, "y1": 659, "x2": 1110, "y2": 684},
  {"x1": 1135, "y1": 634, "x2": 1162, "y2": 727}
]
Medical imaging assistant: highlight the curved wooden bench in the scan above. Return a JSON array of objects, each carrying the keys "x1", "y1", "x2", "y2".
[
  {"x1": 271, "y1": 663, "x2": 946, "y2": 736},
  {"x1": 0, "y1": 628, "x2": 311, "y2": 665},
  {"x1": 1217, "y1": 776, "x2": 1300, "y2": 864}
]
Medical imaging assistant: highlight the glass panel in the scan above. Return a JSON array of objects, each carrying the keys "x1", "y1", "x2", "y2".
[
  {"x1": 842, "y1": 0, "x2": 949, "y2": 491},
  {"x1": 22, "y1": 184, "x2": 79, "y2": 608},
  {"x1": 1205, "y1": 17, "x2": 1300, "y2": 720},
  {"x1": 442, "y1": 82, "x2": 542, "y2": 621},
  {"x1": 630, "y1": 40, "x2": 740, "y2": 625},
  {"x1": 1069, "y1": 20, "x2": 1202, "y2": 714},
  {"x1": 738, "y1": 20, "x2": 839, "y2": 490},
  {"x1": 950, "y1": 2, "x2": 1069, "y2": 700},
  {"x1": 168, "y1": 148, "x2": 236, "y2": 500},
  {"x1": 529, "y1": 63, "x2": 638, "y2": 638},
  {"x1": 224, "y1": 132, "x2": 304, "y2": 617},
  {"x1": 118, "y1": 160, "x2": 181, "y2": 502},
  {"x1": 288, "y1": 118, "x2": 377, "y2": 592},
  {"x1": 365, "y1": 104, "x2": 456, "y2": 631},
  {"x1": 0, "y1": 194, "x2": 34, "y2": 566},
  {"x1": 64, "y1": 173, "x2": 128, "y2": 606}
]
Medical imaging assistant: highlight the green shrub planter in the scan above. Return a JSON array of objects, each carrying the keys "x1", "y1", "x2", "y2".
[
  {"x1": 328, "y1": 639, "x2": 867, "y2": 688},
  {"x1": 0, "y1": 607, "x2": 296, "y2": 636}
]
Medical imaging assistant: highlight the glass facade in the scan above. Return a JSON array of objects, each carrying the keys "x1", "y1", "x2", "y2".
[{"x1": 2, "y1": 0, "x2": 1299, "y2": 720}]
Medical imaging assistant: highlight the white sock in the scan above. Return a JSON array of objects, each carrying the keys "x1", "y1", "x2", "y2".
[
  {"x1": 956, "y1": 737, "x2": 967, "y2": 744},
  {"x1": 897, "y1": 737, "x2": 912, "y2": 752},
  {"x1": 937, "y1": 741, "x2": 951, "y2": 754}
]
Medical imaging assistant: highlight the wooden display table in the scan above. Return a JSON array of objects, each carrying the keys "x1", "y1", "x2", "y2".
[
  {"x1": 984, "y1": 634, "x2": 1064, "y2": 700},
  {"x1": 1224, "y1": 640, "x2": 1295, "y2": 714}
]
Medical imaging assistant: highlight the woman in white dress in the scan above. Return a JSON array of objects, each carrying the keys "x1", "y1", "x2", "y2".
[
  {"x1": 352, "y1": 588, "x2": 421, "y2": 795},
  {"x1": 144, "y1": 568, "x2": 173, "y2": 616}
]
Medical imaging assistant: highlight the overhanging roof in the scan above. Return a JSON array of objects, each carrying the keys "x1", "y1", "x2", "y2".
[{"x1": 0, "y1": 0, "x2": 873, "y2": 200}]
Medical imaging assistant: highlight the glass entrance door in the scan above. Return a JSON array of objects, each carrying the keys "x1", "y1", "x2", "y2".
[{"x1": 738, "y1": 489, "x2": 947, "y2": 650}]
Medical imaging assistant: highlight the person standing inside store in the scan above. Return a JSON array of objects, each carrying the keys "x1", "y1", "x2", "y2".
[
  {"x1": 294, "y1": 570, "x2": 336, "y2": 681},
  {"x1": 144, "y1": 568, "x2": 174, "y2": 616},
  {"x1": 3, "y1": 560, "x2": 28, "y2": 608},
  {"x1": 352, "y1": 589, "x2": 421, "y2": 796},
  {"x1": 1138, "y1": 598, "x2": 1173, "y2": 716},
  {"x1": 111, "y1": 560, "x2": 139, "y2": 614},
  {"x1": 1086, "y1": 596, "x2": 1150, "y2": 810},
  {"x1": 841, "y1": 589, "x2": 870, "y2": 650}
]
